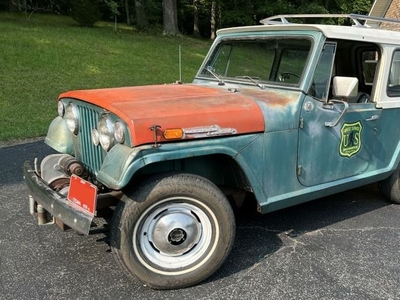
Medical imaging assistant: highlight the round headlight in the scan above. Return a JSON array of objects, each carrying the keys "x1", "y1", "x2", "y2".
[
  {"x1": 98, "y1": 114, "x2": 114, "y2": 151},
  {"x1": 65, "y1": 103, "x2": 79, "y2": 135},
  {"x1": 114, "y1": 121, "x2": 125, "y2": 144},
  {"x1": 91, "y1": 129, "x2": 100, "y2": 146},
  {"x1": 58, "y1": 101, "x2": 65, "y2": 117}
]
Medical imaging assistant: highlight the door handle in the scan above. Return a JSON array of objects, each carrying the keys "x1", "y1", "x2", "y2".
[{"x1": 366, "y1": 115, "x2": 379, "y2": 121}]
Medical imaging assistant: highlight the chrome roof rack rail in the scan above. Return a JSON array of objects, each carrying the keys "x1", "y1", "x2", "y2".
[{"x1": 260, "y1": 14, "x2": 400, "y2": 28}]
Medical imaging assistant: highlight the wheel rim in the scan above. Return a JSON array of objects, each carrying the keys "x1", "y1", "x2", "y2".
[{"x1": 133, "y1": 197, "x2": 219, "y2": 275}]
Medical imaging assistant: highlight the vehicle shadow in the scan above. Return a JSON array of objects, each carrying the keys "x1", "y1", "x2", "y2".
[
  {"x1": 0, "y1": 139, "x2": 56, "y2": 187},
  {"x1": 207, "y1": 183, "x2": 390, "y2": 283}
]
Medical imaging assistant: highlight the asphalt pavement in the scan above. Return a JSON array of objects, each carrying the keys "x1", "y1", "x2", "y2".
[{"x1": 0, "y1": 139, "x2": 399, "y2": 300}]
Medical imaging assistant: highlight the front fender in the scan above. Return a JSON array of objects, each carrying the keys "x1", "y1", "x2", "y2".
[
  {"x1": 44, "y1": 116, "x2": 74, "y2": 155},
  {"x1": 96, "y1": 134, "x2": 264, "y2": 194}
]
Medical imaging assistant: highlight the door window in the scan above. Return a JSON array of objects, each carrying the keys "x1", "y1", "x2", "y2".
[
  {"x1": 308, "y1": 43, "x2": 336, "y2": 101},
  {"x1": 387, "y1": 50, "x2": 400, "y2": 97},
  {"x1": 361, "y1": 50, "x2": 378, "y2": 86}
]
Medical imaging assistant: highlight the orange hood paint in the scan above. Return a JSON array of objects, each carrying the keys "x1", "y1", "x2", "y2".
[{"x1": 60, "y1": 84, "x2": 265, "y2": 146}]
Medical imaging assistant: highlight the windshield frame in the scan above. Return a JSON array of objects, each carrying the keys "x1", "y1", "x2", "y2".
[{"x1": 195, "y1": 32, "x2": 316, "y2": 90}]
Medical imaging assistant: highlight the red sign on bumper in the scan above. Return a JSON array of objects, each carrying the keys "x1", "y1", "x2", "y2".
[{"x1": 67, "y1": 175, "x2": 97, "y2": 215}]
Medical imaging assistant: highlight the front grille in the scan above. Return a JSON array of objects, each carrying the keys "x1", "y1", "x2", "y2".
[{"x1": 77, "y1": 105, "x2": 103, "y2": 174}]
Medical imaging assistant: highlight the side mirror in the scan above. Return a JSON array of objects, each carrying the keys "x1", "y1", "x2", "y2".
[{"x1": 332, "y1": 76, "x2": 358, "y2": 98}]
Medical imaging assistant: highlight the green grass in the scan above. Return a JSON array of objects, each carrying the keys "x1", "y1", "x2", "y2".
[{"x1": 0, "y1": 12, "x2": 211, "y2": 141}]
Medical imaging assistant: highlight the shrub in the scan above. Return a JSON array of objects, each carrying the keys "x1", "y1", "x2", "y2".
[{"x1": 69, "y1": 0, "x2": 101, "y2": 27}]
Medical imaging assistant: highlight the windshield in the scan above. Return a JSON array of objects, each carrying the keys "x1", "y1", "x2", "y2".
[{"x1": 199, "y1": 37, "x2": 312, "y2": 87}]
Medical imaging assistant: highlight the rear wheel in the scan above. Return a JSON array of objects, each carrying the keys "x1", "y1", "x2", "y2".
[
  {"x1": 110, "y1": 173, "x2": 235, "y2": 289},
  {"x1": 379, "y1": 164, "x2": 400, "y2": 204}
]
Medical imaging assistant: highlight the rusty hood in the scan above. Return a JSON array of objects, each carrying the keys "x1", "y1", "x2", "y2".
[{"x1": 60, "y1": 84, "x2": 265, "y2": 146}]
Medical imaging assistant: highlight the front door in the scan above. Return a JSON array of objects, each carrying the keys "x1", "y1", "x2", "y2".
[
  {"x1": 297, "y1": 42, "x2": 384, "y2": 186},
  {"x1": 298, "y1": 98, "x2": 382, "y2": 186}
]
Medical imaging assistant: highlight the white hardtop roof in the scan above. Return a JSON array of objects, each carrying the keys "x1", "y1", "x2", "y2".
[{"x1": 217, "y1": 14, "x2": 400, "y2": 45}]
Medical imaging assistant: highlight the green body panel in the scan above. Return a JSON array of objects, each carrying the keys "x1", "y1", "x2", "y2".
[
  {"x1": 96, "y1": 134, "x2": 266, "y2": 196},
  {"x1": 44, "y1": 116, "x2": 74, "y2": 155},
  {"x1": 298, "y1": 97, "x2": 400, "y2": 186}
]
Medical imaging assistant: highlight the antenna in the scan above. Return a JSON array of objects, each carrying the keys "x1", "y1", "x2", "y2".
[{"x1": 178, "y1": 45, "x2": 182, "y2": 84}]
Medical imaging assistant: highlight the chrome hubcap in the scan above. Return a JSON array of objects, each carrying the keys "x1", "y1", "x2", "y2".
[
  {"x1": 134, "y1": 198, "x2": 216, "y2": 271},
  {"x1": 150, "y1": 207, "x2": 202, "y2": 256}
]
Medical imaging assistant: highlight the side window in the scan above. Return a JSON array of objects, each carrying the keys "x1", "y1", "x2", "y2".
[
  {"x1": 387, "y1": 50, "x2": 400, "y2": 97},
  {"x1": 361, "y1": 51, "x2": 378, "y2": 86},
  {"x1": 310, "y1": 43, "x2": 378, "y2": 103},
  {"x1": 309, "y1": 43, "x2": 336, "y2": 101}
]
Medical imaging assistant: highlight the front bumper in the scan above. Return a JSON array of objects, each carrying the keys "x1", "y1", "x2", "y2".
[{"x1": 23, "y1": 161, "x2": 93, "y2": 235}]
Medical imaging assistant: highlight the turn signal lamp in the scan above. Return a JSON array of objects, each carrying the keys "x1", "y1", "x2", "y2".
[{"x1": 163, "y1": 128, "x2": 184, "y2": 139}]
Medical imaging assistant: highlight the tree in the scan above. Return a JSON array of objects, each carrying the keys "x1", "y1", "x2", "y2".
[
  {"x1": 104, "y1": 0, "x2": 120, "y2": 32},
  {"x1": 193, "y1": 0, "x2": 200, "y2": 36},
  {"x1": 125, "y1": 0, "x2": 131, "y2": 25},
  {"x1": 2, "y1": 0, "x2": 375, "y2": 38},
  {"x1": 210, "y1": 0, "x2": 216, "y2": 39},
  {"x1": 336, "y1": 0, "x2": 373, "y2": 15},
  {"x1": 135, "y1": 0, "x2": 148, "y2": 28},
  {"x1": 162, "y1": 0, "x2": 180, "y2": 35}
]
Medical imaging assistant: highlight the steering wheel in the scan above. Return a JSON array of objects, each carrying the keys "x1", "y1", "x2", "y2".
[
  {"x1": 356, "y1": 92, "x2": 371, "y2": 103},
  {"x1": 279, "y1": 72, "x2": 300, "y2": 82}
]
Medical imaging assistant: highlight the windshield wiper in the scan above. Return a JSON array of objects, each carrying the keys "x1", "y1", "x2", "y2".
[
  {"x1": 206, "y1": 66, "x2": 225, "y2": 86},
  {"x1": 236, "y1": 76, "x2": 265, "y2": 90}
]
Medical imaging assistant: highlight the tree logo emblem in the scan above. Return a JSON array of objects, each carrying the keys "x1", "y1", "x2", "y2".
[{"x1": 339, "y1": 121, "x2": 363, "y2": 158}]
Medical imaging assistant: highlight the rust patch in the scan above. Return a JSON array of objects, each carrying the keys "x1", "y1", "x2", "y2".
[
  {"x1": 241, "y1": 88, "x2": 300, "y2": 107},
  {"x1": 60, "y1": 84, "x2": 266, "y2": 146}
]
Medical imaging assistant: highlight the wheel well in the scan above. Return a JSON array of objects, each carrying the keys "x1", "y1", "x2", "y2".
[{"x1": 130, "y1": 154, "x2": 254, "y2": 207}]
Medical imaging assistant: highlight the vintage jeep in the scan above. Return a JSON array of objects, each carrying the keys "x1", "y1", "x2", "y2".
[{"x1": 24, "y1": 14, "x2": 400, "y2": 289}]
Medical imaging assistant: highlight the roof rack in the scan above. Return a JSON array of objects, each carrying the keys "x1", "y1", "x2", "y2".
[{"x1": 260, "y1": 14, "x2": 400, "y2": 28}]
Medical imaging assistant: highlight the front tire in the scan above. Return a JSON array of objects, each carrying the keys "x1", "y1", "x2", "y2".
[
  {"x1": 110, "y1": 173, "x2": 236, "y2": 289},
  {"x1": 379, "y1": 163, "x2": 400, "y2": 204}
]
